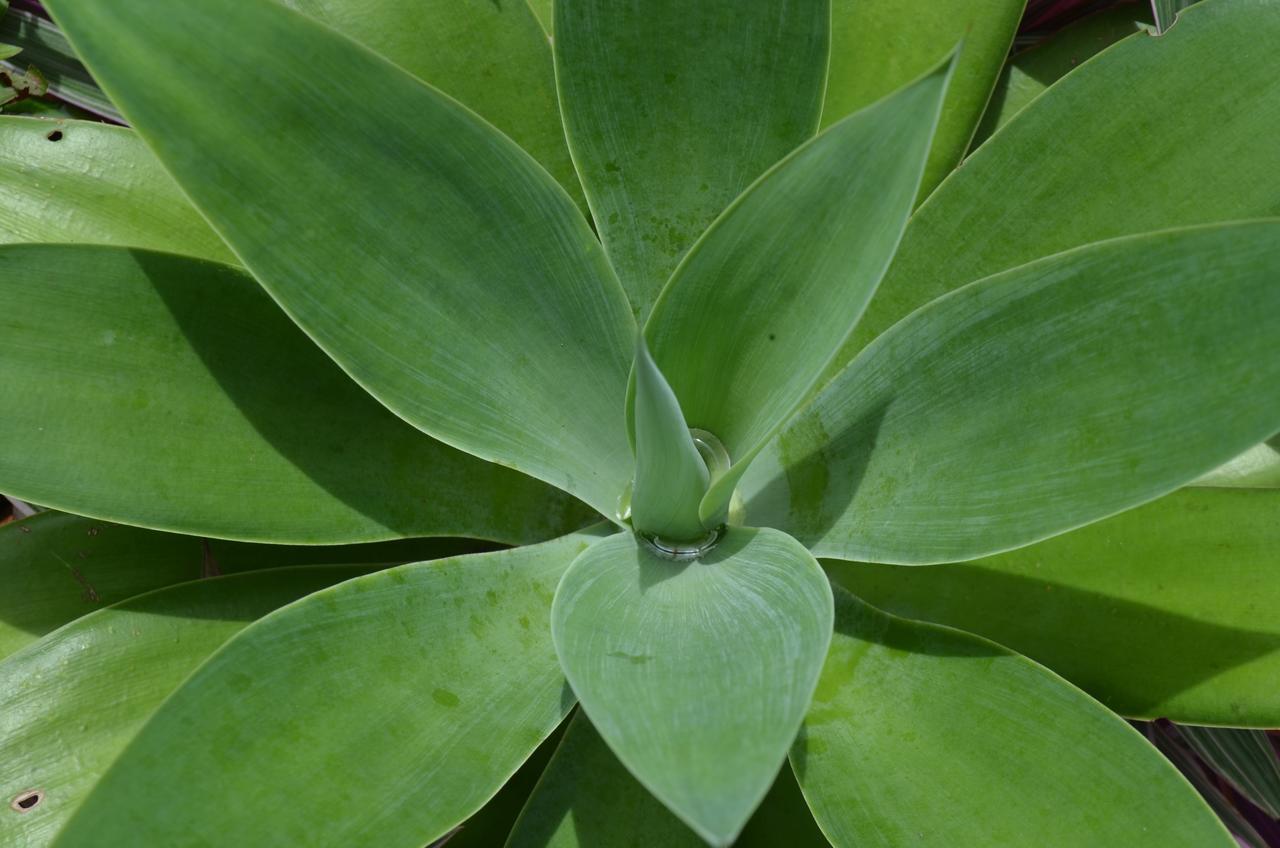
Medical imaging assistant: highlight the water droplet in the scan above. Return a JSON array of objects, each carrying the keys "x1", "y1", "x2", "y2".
[{"x1": 640, "y1": 525, "x2": 725, "y2": 561}]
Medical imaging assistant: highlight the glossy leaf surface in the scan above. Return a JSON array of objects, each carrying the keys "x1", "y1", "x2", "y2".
[
  {"x1": 52, "y1": 530, "x2": 607, "y2": 848},
  {"x1": 832, "y1": 488, "x2": 1280, "y2": 726},
  {"x1": 831, "y1": 0, "x2": 1280, "y2": 373},
  {"x1": 0, "y1": 566, "x2": 366, "y2": 846},
  {"x1": 794, "y1": 585, "x2": 1234, "y2": 847},
  {"x1": 0, "y1": 511, "x2": 490, "y2": 661},
  {"x1": 643, "y1": 62, "x2": 951, "y2": 526},
  {"x1": 745, "y1": 223, "x2": 1280, "y2": 564},
  {"x1": 555, "y1": 0, "x2": 828, "y2": 316},
  {"x1": 552, "y1": 529, "x2": 832, "y2": 845},
  {"x1": 507, "y1": 712, "x2": 830, "y2": 847},
  {"x1": 824, "y1": 0, "x2": 1024, "y2": 199},
  {"x1": 278, "y1": 0, "x2": 583, "y2": 208},
  {"x1": 45, "y1": 0, "x2": 636, "y2": 517},
  {"x1": 0, "y1": 117, "x2": 230, "y2": 261},
  {"x1": 0, "y1": 245, "x2": 589, "y2": 544},
  {"x1": 630, "y1": 340, "x2": 708, "y2": 541}
]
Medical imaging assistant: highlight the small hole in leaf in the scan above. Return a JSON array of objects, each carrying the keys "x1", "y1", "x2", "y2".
[
  {"x1": 11, "y1": 790, "x2": 43, "y2": 812},
  {"x1": 46, "y1": 130, "x2": 63, "y2": 142}
]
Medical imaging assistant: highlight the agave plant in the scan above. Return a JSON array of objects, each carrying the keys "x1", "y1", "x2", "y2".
[{"x1": 1, "y1": 0, "x2": 1278, "y2": 846}]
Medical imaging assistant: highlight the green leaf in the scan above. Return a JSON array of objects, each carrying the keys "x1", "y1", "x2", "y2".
[
  {"x1": 642, "y1": 61, "x2": 953, "y2": 528},
  {"x1": 277, "y1": 0, "x2": 584, "y2": 210},
  {"x1": 525, "y1": 0, "x2": 552, "y2": 34},
  {"x1": 0, "y1": 9, "x2": 119, "y2": 120},
  {"x1": 0, "y1": 244, "x2": 591, "y2": 544},
  {"x1": 1178, "y1": 725, "x2": 1280, "y2": 818},
  {"x1": 554, "y1": 0, "x2": 828, "y2": 317},
  {"x1": 829, "y1": 488, "x2": 1280, "y2": 726},
  {"x1": 0, "y1": 117, "x2": 232, "y2": 261},
  {"x1": 1153, "y1": 0, "x2": 1202, "y2": 32},
  {"x1": 630, "y1": 339, "x2": 709, "y2": 541},
  {"x1": 51, "y1": 529, "x2": 608, "y2": 848},
  {"x1": 824, "y1": 0, "x2": 1024, "y2": 201},
  {"x1": 794, "y1": 585, "x2": 1235, "y2": 848},
  {"x1": 0, "y1": 565, "x2": 367, "y2": 846},
  {"x1": 0, "y1": 43, "x2": 19, "y2": 61},
  {"x1": 971, "y1": 5, "x2": 1153, "y2": 148},
  {"x1": 827, "y1": 0, "x2": 1280, "y2": 377},
  {"x1": 1193, "y1": 436, "x2": 1280, "y2": 488},
  {"x1": 0, "y1": 510, "x2": 490, "y2": 661},
  {"x1": 507, "y1": 711, "x2": 830, "y2": 847},
  {"x1": 44, "y1": 0, "x2": 636, "y2": 518},
  {"x1": 743, "y1": 222, "x2": 1280, "y2": 564},
  {"x1": 551, "y1": 528, "x2": 833, "y2": 845}
]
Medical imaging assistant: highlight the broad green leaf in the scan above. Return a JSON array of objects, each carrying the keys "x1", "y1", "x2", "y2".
[
  {"x1": 526, "y1": 0, "x2": 552, "y2": 34},
  {"x1": 44, "y1": 0, "x2": 636, "y2": 518},
  {"x1": 824, "y1": 0, "x2": 1024, "y2": 200},
  {"x1": 643, "y1": 62, "x2": 952, "y2": 528},
  {"x1": 971, "y1": 5, "x2": 1153, "y2": 147},
  {"x1": 507, "y1": 712, "x2": 830, "y2": 847},
  {"x1": 278, "y1": 0, "x2": 584, "y2": 210},
  {"x1": 828, "y1": 0, "x2": 1280, "y2": 376},
  {"x1": 744, "y1": 223, "x2": 1280, "y2": 564},
  {"x1": 1178, "y1": 725, "x2": 1280, "y2": 818},
  {"x1": 1193, "y1": 436, "x2": 1280, "y2": 488},
  {"x1": 0, "y1": 9, "x2": 118, "y2": 121},
  {"x1": 0, "y1": 118, "x2": 231, "y2": 260},
  {"x1": 830, "y1": 489, "x2": 1280, "y2": 726},
  {"x1": 0, "y1": 566, "x2": 367, "y2": 846},
  {"x1": 795, "y1": 585, "x2": 1235, "y2": 847},
  {"x1": 51, "y1": 529, "x2": 607, "y2": 848},
  {"x1": 0, "y1": 244, "x2": 590, "y2": 544},
  {"x1": 0, "y1": 510, "x2": 490, "y2": 661},
  {"x1": 630, "y1": 340, "x2": 709, "y2": 542},
  {"x1": 555, "y1": 0, "x2": 828, "y2": 317},
  {"x1": 551, "y1": 529, "x2": 833, "y2": 845}
]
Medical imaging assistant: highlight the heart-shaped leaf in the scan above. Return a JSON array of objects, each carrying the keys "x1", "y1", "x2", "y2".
[
  {"x1": 551, "y1": 528, "x2": 833, "y2": 845},
  {"x1": 796, "y1": 585, "x2": 1235, "y2": 847},
  {"x1": 744, "y1": 222, "x2": 1280, "y2": 564}
]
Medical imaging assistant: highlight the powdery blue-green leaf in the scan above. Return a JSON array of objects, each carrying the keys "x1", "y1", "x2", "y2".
[
  {"x1": 554, "y1": 0, "x2": 828, "y2": 317},
  {"x1": 827, "y1": 0, "x2": 1280, "y2": 378},
  {"x1": 830, "y1": 488, "x2": 1280, "y2": 727},
  {"x1": 277, "y1": 0, "x2": 583, "y2": 209},
  {"x1": 744, "y1": 222, "x2": 1280, "y2": 564},
  {"x1": 551, "y1": 528, "x2": 833, "y2": 846},
  {"x1": 824, "y1": 0, "x2": 1025, "y2": 200},
  {"x1": 44, "y1": 0, "x2": 636, "y2": 517},
  {"x1": 0, "y1": 510, "x2": 489, "y2": 661},
  {"x1": 794, "y1": 585, "x2": 1235, "y2": 847},
  {"x1": 0, "y1": 117, "x2": 231, "y2": 262},
  {"x1": 0, "y1": 244, "x2": 589, "y2": 544},
  {"x1": 50, "y1": 529, "x2": 609, "y2": 848},
  {"x1": 506, "y1": 712, "x2": 830, "y2": 847},
  {"x1": 630, "y1": 340, "x2": 709, "y2": 541},
  {"x1": 0, "y1": 566, "x2": 368, "y2": 846},
  {"x1": 643, "y1": 61, "x2": 952, "y2": 527}
]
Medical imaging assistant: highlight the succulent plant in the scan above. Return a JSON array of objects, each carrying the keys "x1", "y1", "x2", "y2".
[{"x1": 1, "y1": 0, "x2": 1278, "y2": 846}]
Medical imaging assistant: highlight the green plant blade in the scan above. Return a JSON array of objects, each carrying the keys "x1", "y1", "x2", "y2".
[
  {"x1": 630, "y1": 340, "x2": 709, "y2": 541},
  {"x1": 277, "y1": 0, "x2": 584, "y2": 210},
  {"x1": 828, "y1": 0, "x2": 1280, "y2": 377},
  {"x1": 744, "y1": 222, "x2": 1280, "y2": 564},
  {"x1": 0, "y1": 510, "x2": 490, "y2": 661},
  {"x1": 971, "y1": 5, "x2": 1153, "y2": 147},
  {"x1": 506, "y1": 712, "x2": 830, "y2": 847},
  {"x1": 1193, "y1": 436, "x2": 1280, "y2": 488},
  {"x1": 0, "y1": 117, "x2": 231, "y2": 262},
  {"x1": 824, "y1": 0, "x2": 1024, "y2": 201},
  {"x1": 50, "y1": 529, "x2": 608, "y2": 848},
  {"x1": 448, "y1": 723, "x2": 567, "y2": 848},
  {"x1": 642, "y1": 61, "x2": 952, "y2": 528},
  {"x1": 44, "y1": 0, "x2": 636, "y2": 518},
  {"x1": 554, "y1": 0, "x2": 828, "y2": 317},
  {"x1": 1178, "y1": 725, "x2": 1280, "y2": 819},
  {"x1": 551, "y1": 528, "x2": 833, "y2": 845},
  {"x1": 0, "y1": 244, "x2": 590, "y2": 544},
  {"x1": 0, "y1": 8, "x2": 118, "y2": 121},
  {"x1": 0, "y1": 565, "x2": 367, "y2": 846},
  {"x1": 526, "y1": 0, "x2": 552, "y2": 34},
  {"x1": 795, "y1": 585, "x2": 1235, "y2": 847},
  {"x1": 830, "y1": 488, "x2": 1280, "y2": 726}
]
